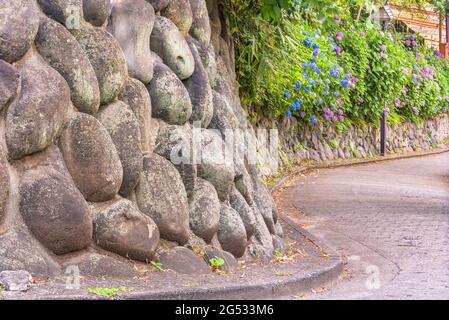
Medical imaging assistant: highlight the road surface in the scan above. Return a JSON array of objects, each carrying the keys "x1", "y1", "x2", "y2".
[{"x1": 279, "y1": 152, "x2": 449, "y2": 299}]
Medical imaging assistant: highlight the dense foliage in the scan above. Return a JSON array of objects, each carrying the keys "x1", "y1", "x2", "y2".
[{"x1": 225, "y1": 0, "x2": 449, "y2": 126}]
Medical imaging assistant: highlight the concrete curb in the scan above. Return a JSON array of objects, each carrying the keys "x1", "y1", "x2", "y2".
[
  {"x1": 32, "y1": 259, "x2": 343, "y2": 300},
  {"x1": 270, "y1": 146, "x2": 449, "y2": 194},
  {"x1": 30, "y1": 235, "x2": 344, "y2": 300},
  {"x1": 127, "y1": 259, "x2": 344, "y2": 300}
]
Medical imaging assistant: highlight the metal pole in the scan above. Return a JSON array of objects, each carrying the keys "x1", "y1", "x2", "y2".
[
  {"x1": 446, "y1": 1, "x2": 449, "y2": 54},
  {"x1": 380, "y1": 112, "x2": 387, "y2": 156}
]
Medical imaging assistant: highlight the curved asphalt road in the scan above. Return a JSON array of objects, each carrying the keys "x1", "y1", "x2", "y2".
[{"x1": 282, "y1": 152, "x2": 449, "y2": 299}]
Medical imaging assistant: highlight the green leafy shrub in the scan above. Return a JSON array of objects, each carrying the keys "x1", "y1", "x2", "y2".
[{"x1": 225, "y1": 0, "x2": 449, "y2": 127}]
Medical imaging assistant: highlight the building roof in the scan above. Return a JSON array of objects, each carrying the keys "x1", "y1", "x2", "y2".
[{"x1": 389, "y1": 4, "x2": 445, "y2": 47}]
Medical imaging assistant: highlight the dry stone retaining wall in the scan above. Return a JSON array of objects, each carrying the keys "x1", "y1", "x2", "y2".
[
  {"x1": 0, "y1": 0, "x2": 284, "y2": 277},
  {"x1": 255, "y1": 116, "x2": 449, "y2": 176}
]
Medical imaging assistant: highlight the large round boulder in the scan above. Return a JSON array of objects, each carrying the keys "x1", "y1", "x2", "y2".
[
  {"x1": 0, "y1": 230, "x2": 60, "y2": 277},
  {"x1": 119, "y1": 78, "x2": 152, "y2": 153},
  {"x1": 19, "y1": 168, "x2": 93, "y2": 255},
  {"x1": 154, "y1": 124, "x2": 197, "y2": 195},
  {"x1": 250, "y1": 169, "x2": 276, "y2": 234},
  {"x1": 148, "y1": 61, "x2": 192, "y2": 125},
  {"x1": 73, "y1": 25, "x2": 127, "y2": 105},
  {"x1": 96, "y1": 101, "x2": 143, "y2": 197},
  {"x1": 145, "y1": 0, "x2": 169, "y2": 11},
  {"x1": 150, "y1": 16, "x2": 194, "y2": 80},
  {"x1": 189, "y1": 178, "x2": 220, "y2": 243},
  {"x1": 196, "y1": 129, "x2": 235, "y2": 201},
  {"x1": 184, "y1": 37, "x2": 213, "y2": 128},
  {"x1": 209, "y1": 91, "x2": 239, "y2": 132},
  {"x1": 0, "y1": 60, "x2": 20, "y2": 112},
  {"x1": 108, "y1": 0, "x2": 155, "y2": 84},
  {"x1": 159, "y1": 246, "x2": 211, "y2": 274},
  {"x1": 83, "y1": 0, "x2": 112, "y2": 26},
  {"x1": 35, "y1": 18, "x2": 100, "y2": 115},
  {"x1": 189, "y1": 0, "x2": 211, "y2": 46},
  {"x1": 136, "y1": 153, "x2": 190, "y2": 244},
  {"x1": 0, "y1": 0, "x2": 39, "y2": 63},
  {"x1": 229, "y1": 186, "x2": 256, "y2": 240},
  {"x1": 37, "y1": 0, "x2": 83, "y2": 28},
  {"x1": 161, "y1": 0, "x2": 193, "y2": 34},
  {"x1": 6, "y1": 53, "x2": 70, "y2": 160},
  {"x1": 247, "y1": 207, "x2": 275, "y2": 261},
  {"x1": 91, "y1": 198, "x2": 160, "y2": 261},
  {"x1": 217, "y1": 204, "x2": 247, "y2": 258},
  {"x1": 195, "y1": 41, "x2": 217, "y2": 87},
  {"x1": 59, "y1": 113, "x2": 123, "y2": 202}
]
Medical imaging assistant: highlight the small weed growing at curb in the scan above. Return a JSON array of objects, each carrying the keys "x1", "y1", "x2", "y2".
[
  {"x1": 274, "y1": 249, "x2": 284, "y2": 258},
  {"x1": 274, "y1": 271, "x2": 292, "y2": 277},
  {"x1": 150, "y1": 261, "x2": 164, "y2": 271},
  {"x1": 209, "y1": 257, "x2": 225, "y2": 271},
  {"x1": 88, "y1": 287, "x2": 132, "y2": 298}
]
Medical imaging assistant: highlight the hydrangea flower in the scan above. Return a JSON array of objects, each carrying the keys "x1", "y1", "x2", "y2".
[
  {"x1": 317, "y1": 98, "x2": 323, "y2": 105},
  {"x1": 359, "y1": 31, "x2": 365, "y2": 36},
  {"x1": 304, "y1": 39, "x2": 313, "y2": 48},
  {"x1": 286, "y1": 111, "x2": 292, "y2": 118},
  {"x1": 335, "y1": 15, "x2": 340, "y2": 25},
  {"x1": 381, "y1": 53, "x2": 388, "y2": 59},
  {"x1": 310, "y1": 79, "x2": 316, "y2": 86},
  {"x1": 336, "y1": 32, "x2": 343, "y2": 42},
  {"x1": 310, "y1": 115, "x2": 318, "y2": 124},
  {"x1": 335, "y1": 46, "x2": 342, "y2": 56},
  {"x1": 341, "y1": 80, "x2": 350, "y2": 88},
  {"x1": 305, "y1": 85, "x2": 312, "y2": 93},
  {"x1": 290, "y1": 100, "x2": 302, "y2": 111},
  {"x1": 330, "y1": 69, "x2": 340, "y2": 79},
  {"x1": 380, "y1": 44, "x2": 387, "y2": 52},
  {"x1": 284, "y1": 91, "x2": 291, "y2": 99},
  {"x1": 300, "y1": 111, "x2": 306, "y2": 118}
]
